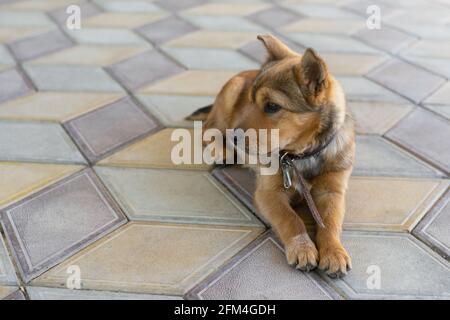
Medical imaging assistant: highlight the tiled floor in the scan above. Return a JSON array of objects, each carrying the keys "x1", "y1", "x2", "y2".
[{"x1": 0, "y1": 0, "x2": 449, "y2": 300}]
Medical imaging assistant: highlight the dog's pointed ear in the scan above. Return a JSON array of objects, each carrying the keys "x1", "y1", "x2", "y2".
[
  {"x1": 295, "y1": 48, "x2": 328, "y2": 97},
  {"x1": 257, "y1": 34, "x2": 297, "y2": 62}
]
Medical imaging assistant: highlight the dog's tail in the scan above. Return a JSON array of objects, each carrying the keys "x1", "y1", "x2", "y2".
[{"x1": 185, "y1": 104, "x2": 213, "y2": 121}]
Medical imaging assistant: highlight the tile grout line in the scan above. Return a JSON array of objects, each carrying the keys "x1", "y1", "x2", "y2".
[{"x1": 382, "y1": 134, "x2": 449, "y2": 178}]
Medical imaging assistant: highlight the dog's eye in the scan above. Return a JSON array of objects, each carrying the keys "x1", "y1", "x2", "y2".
[{"x1": 264, "y1": 102, "x2": 282, "y2": 114}]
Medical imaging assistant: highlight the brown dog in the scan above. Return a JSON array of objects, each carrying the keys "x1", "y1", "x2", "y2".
[{"x1": 188, "y1": 35, "x2": 355, "y2": 278}]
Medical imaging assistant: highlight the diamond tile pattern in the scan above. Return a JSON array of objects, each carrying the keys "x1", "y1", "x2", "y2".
[
  {"x1": 353, "y1": 136, "x2": 444, "y2": 178},
  {"x1": 348, "y1": 101, "x2": 413, "y2": 134},
  {"x1": 345, "y1": 177, "x2": 449, "y2": 231},
  {"x1": 324, "y1": 232, "x2": 450, "y2": 299},
  {"x1": 99, "y1": 127, "x2": 211, "y2": 170},
  {"x1": 9, "y1": 29, "x2": 72, "y2": 61},
  {"x1": 0, "y1": 92, "x2": 123, "y2": 122},
  {"x1": 1, "y1": 169, "x2": 126, "y2": 282},
  {"x1": 0, "y1": 0, "x2": 449, "y2": 300},
  {"x1": 29, "y1": 45, "x2": 148, "y2": 67},
  {"x1": 386, "y1": 108, "x2": 450, "y2": 174},
  {"x1": 23, "y1": 65, "x2": 124, "y2": 92},
  {"x1": 65, "y1": 97, "x2": 159, "y2": 163},
  {"x1": 0, "y1": 68, "x2": 32, "y2": 104},
  {"x1": 137, "y1": 94, "x2": 214, "y2": 128},
  {"x1": 0, "y1": 287, "x2": 18, "y2": 300},
  {"x1": 34, "y1": 222, "x2": 264, "y2": 295},
  {"x1": 354, "y1": 26, "x2": 417, "y2": 54},
  {"x1": 140, "y1": 70, "x2": 237, "y2": 96},
  {"x1": 96, "y1": 166, "x2": 262, "y2": 226},
  {"x1": 162, "y1": 47, "x2": 258, "y2": 70},
  {"x1": 367, "y1": 59, "x2": 445, "y2": 103},
  {"x1": 0, "y1": 162, "x2": 83, "y2": 209},
  {"x1": 137, "y1": 16, "x2": 198, "y2": 45},
  {"x1": 187, "y1": 233, "x2": 340, "y2": 300},
  {"x1": 108, "y1": 50, "x2": 185, "y2": 91},
  {"x1": 27, "y1": 286, "x2": 181, "y2": 300},
  {"x1": 414, "y1": 191, "x2": 450, "y2": 259},
  {"x1": 0, "y1": 121, "x2": 86, "y2": 164},
  {"x1": 0, "y1": 236, "x2": 17, "y2": 286}
]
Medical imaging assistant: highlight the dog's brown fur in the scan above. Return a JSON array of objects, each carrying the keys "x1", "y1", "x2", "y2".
[{"x1": 189, "y1": 35, "x2": 355, "y2": 278}]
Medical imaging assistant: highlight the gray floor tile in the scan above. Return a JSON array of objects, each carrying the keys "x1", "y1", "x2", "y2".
[
  {"x1": 187, "y1": 232, "x2": 341, "y2": 300},
  {"x1": 367, "y1": 59, "x2": 445, "y2": 103},
  {"x1": 93, "y1": 0, "x2": 162, "y2": 13},
  {"x1": 0, "y1": 121, "x2": 86, "y2": 164},
  {"x1": 414, "y1": 190, "x2": 450, "y2": 260},
  {"x1": 338, "y1": 76, "x2": 407, "y2": 103},
  {"x1": 66, "y1": 28, "x2": 150, "y2": 47},
  {"x1": 9, "y1": 29, "x2": 73, "y2": 61},
  {"x1": 64, "y1": 97, "x2": 159, "y2": 163},
  {"x1": 137, "y1": 16, "x2": 198, "y2": 45},
  {"x1": 403, "y1": 55, "x2": 450, "y2": 79},
  {"x1": 0, "y1": 236, "x2": 17, "y2": 286},
  {"x1": 353, "y1": 135, "x2": 444, "y2": 178},
  {"x1": 108, "y1": 50, "x2": 185, "y2": 91},
  {"x1": 212, "y1": 166, "x2": 256, "y2": 212},
  {"x1": 247, "y1": 6, "x2": 301, "y2": 29},
  {"x1": 386, "y1": 108, "x2": 450, "y2": 174},
  {"x1": 0, "y1": 68, "x2": 33, "y2": 104},
  {"x1": 282, "y1": 3, "x2": 360, "y2": 19},
  {"x1": 162, "y1": 47, "x2": 258, "y2": 70},
  {"x1": 323, "y1": 231, "x2": 450, "y2": 299},
  {"x1": 286, "y1": 33, "x2": 379, "y2": 54},
  {"x1": 49, "y1": 1, "x2": 102, "y2": 25},
  {"x1": 181, "y1": 15, "x2": 267, "y2": 33},
  {"x1": 23, "y1": 64, "x2": 124, "y2": 92},
  {"x1": 154, "y1": 0, "x2": 206, "y2": 12},
  {"x1": 238, "y1": 37, "x2": 305, "y2": 64},
  {"x1": 0, "y1": 169, "x2": 127, "y2": 282},
  {"x1": 353, "y1": 26, "x2": 417, "y2": 54},
  {"x1": 95, "y1": 166, "x2": 262, "y2": 227}
]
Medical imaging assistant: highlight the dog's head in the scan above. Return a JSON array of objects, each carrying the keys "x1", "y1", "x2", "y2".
[
  {"x1": 228, "y1": 35, "x2": 347, "y2": 156},
  {"x1": 188, "y1": 35, "x2": 348, "y2": 159}
]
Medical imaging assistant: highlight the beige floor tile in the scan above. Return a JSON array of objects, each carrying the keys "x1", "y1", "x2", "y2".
[
  {"x1": 348, "y1": 101, "x2": 413, "y2": 134},
  {"x1": 33, "y1": 222, "x2": 265, "y2": 295},
  {"x1": 183, "y1": 3, "x2": 270, "y2": 16},
  {"x1": 344, "y1": 177, "x2": 449, "y2": 232},
  {"x1": 84, "y1": 12, "x2": 167, "y2": 28},
  {"x1": 165, "y1": 30, "x2": 256, "y2": 49},
  {"x1": 281, "y1": 19, "x2": 365, "y2": 35},
  {"x1": 99, "y1": 128, "x2": 212, "y2": 170},
  {"x1": 28, "y1": 45, "x2": 149, "y2": 67},
  {"x1": 0, "y1": 64, "x2": 12, "y2": 71},
  {"x1": 139, "y1": 70, "x2": 237, "y2": 96},
  {"x1": 0, "y1": 286, "x2": 17, "y2": 299},
  {"x1": 0, "y1": 162, "x2": 83, "y2": 209},
  {"x1": 0, "y1": 92, "x2": 124, "y2": 122},
  {"x1": 323, "y1": 53, "x2": 387, "y2": 76}
]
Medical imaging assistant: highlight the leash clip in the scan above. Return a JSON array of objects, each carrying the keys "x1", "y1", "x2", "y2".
[{"x1": 280, "y1": 152, "x2": 293, "y2": 189}]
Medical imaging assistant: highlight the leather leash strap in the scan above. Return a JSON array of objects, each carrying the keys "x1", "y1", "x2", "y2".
[{"x1": 281, "y1": 153, "x2": 325, "y2": 228}]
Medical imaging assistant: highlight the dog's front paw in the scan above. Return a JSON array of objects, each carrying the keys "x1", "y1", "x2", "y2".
[
  {"x1": 285, "y1": 233, "x2": 318, "y2": 272},
  {"x1": 319, "y1": 243, "x2": 352, "y2": 279}
]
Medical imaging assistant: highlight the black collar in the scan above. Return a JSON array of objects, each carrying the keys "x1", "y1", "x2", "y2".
[{"x1": 280, "y1": 132, "x2": 336, "y2": 162}]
